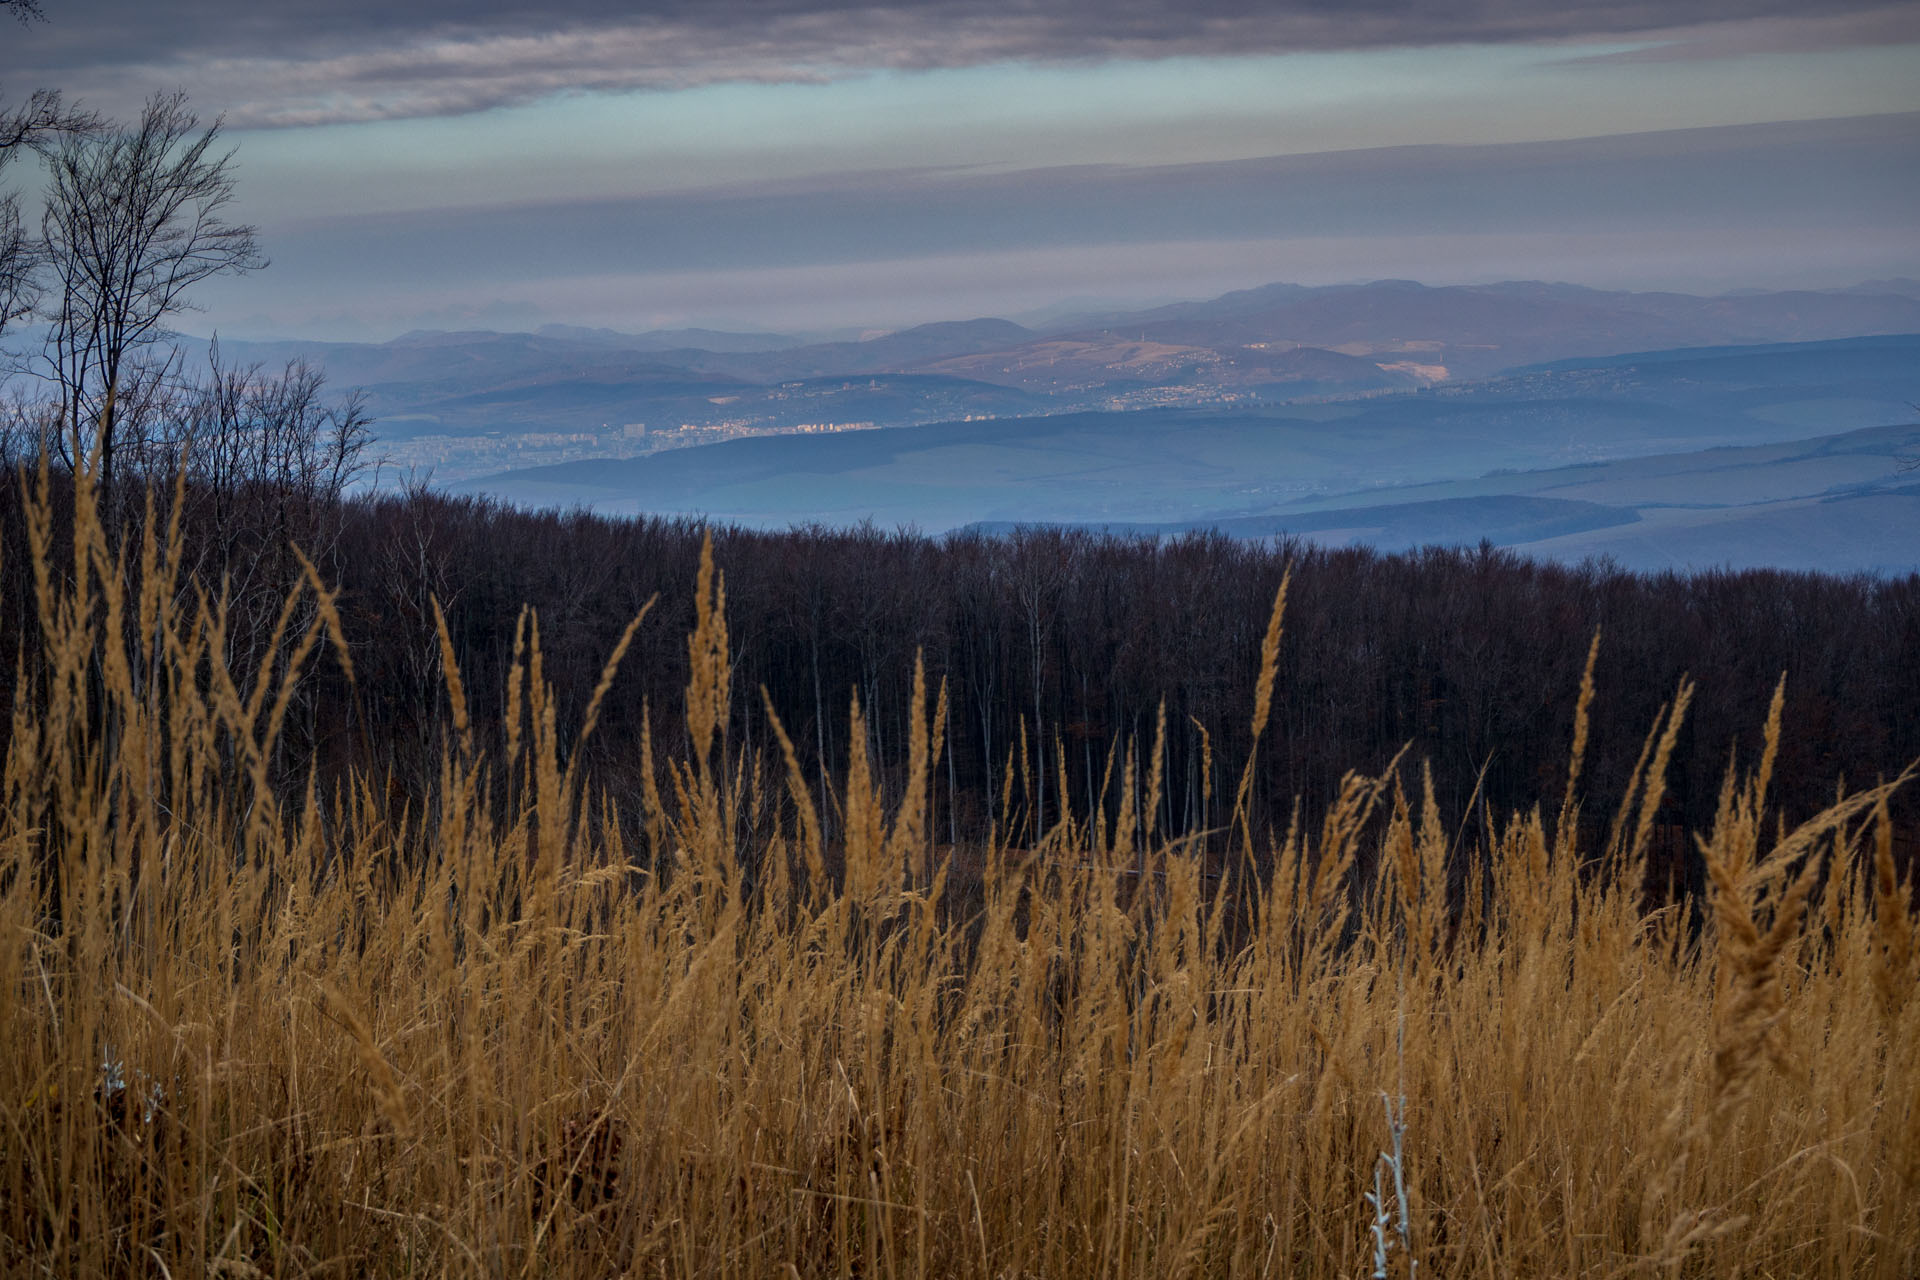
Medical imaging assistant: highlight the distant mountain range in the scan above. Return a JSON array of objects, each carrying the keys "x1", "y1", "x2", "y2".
[
  {"x1": 458, "y1": 333, "x2": 1920, "y2": 574},
  {"x1": 1065, "y1": 278, "x2": 1920, "y2": 378},
  {"x1": 211, "y1": 278, "x2": 1920, "y2": 481}
]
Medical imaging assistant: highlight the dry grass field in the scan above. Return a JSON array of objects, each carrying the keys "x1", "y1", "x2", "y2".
[{"x1": 2, "y1": 463, "x2": 1916, "y2": 1278}]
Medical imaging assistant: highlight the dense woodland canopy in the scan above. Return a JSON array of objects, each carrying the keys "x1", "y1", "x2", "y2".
[{"x1": 3, "y1": 465, "x2": 1915, "y2": 899}]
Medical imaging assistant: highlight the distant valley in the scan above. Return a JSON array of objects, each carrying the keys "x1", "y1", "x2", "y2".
[
  {"x1": 972, "y1": 422, "x2": 1920, "y2": 575},
  {"x1": 203, "y1": 277, "x2": 1920, "y2": 574},
  {"x1": 456, "y1": 330, "x2": 1920, "y2": 573},
  {"x1": 220, "y1": 277, "x2": 1920, "y2": 482}
]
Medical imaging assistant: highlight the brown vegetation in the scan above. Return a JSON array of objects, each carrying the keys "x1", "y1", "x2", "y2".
[{"x1": 2, "y1": 462, "x2": 1917, "y2": 1277}]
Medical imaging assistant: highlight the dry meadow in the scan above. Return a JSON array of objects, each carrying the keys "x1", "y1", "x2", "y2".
[{"x1": 3, "y1": 465, "x2": 1916, "y2": 1278}]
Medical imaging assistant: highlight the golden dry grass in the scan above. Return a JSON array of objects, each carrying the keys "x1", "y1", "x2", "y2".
[{"x1": 2, "y1": 463, "x2": 1917, "y2": 1278}]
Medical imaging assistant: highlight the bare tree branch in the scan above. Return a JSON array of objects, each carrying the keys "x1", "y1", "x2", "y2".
[
  {"x1": 1, "y1": 90, "x2": 100, "y2": 342},
  {"x1": 1, "y1": 0, "x2": 61, "y2": 332},
  {"x1": 1, "y1": 90, "x2": 87, "y2": 160},
  {"x1": 37, "y1": 90, "x2": 264, "y2": 494}
]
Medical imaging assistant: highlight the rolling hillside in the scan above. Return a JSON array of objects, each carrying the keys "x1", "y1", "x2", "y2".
[
  {"x1": 211, "y1": 280, "x2": 1920, "y2": 480},
  {"x1": 459, "y1": 334, "x2": 1920, "y2": 571}
]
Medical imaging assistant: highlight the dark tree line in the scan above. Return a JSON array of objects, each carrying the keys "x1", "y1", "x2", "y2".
[{"x1": 4, "y1": 474, "x2": 1914, "y2": 895}]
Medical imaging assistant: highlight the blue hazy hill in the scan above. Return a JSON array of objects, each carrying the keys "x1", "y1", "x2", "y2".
[{"x1": 461, "y1": 334, "x2": 1920, "y2": 573}]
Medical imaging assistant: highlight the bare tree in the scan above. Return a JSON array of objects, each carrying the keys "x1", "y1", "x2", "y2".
[
  {"x1": 0, "y1": 115, "x2": 40, "y2": 338},
  {"x1": 5, "y1": 0, "x2": 77, "y2": 342},
  {"x1": 3, "y1": 0, "x2": 69, "y2": 336},
  {"x1": 2, "y1": 90, "x2": 95, "y2": 342},
  {"x1": 0, "y1": 384, "x2": 61, "y2": 462},
  {"x1": 174, "y1": 341, "x2": 376, "y2": 505},
  {"x1": 39, "y1": 91, "x2": 263, "y2": 495}
]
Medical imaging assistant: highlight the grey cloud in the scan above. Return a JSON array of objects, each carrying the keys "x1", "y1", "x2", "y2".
[
  {"x1": 182, "y1": 110, "x2": 1918, "y2": 335},
  {"x1": 244, "y1": 112, "x2": 1920, "y2": 286},
  {"x1": 4, "y1": 0, "x2": 1914, "y2": 125},
  {"x1": 1550, "y1": 8, "x2": 1920, "y2": 62}
]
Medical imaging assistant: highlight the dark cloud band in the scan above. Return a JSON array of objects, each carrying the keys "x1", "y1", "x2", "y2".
[{"x1": 4, "y1": 0, "x2": 1915, "y2": 126}]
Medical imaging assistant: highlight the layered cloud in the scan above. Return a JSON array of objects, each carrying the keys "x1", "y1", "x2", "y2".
[
  {"x1": 6, "y1": 0, "x2": 1918, "y2": 125},
  {"x1": 8, "y1": 0, "x2": 1915, "y2": 337},
  {"x1": 181, "y1": 112, "x2": 1920, "y2": 336}
]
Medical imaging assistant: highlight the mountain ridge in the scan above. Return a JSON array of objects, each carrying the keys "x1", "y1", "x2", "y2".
[
  {"x1": 453, "y1": 333, "x2": 1920, "y2": 573},
  {"x1": 198, "y1": 279, "x2": 1920, "y2": 482}
]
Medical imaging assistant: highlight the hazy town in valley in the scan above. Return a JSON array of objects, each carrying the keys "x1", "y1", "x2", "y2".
[{"x1": 1, "y1": 0, "x2": 1916, "y2": 1275}]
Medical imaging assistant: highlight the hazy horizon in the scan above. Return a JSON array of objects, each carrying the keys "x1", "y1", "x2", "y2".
[{"x1": 173, "y1": 264, "x2": 1920, "y2": 348}]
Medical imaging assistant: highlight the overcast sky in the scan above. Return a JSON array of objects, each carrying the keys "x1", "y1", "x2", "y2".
[{"x1": 4, "y1": 0, "x2": 1917, "y2": 338}]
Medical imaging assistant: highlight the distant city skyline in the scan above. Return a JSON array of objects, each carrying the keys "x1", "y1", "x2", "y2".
[{"x1": 4, "y1": 0, "x2": 1916, "y2": 339}]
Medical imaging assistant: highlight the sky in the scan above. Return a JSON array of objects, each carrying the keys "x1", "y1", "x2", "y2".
[{"x1": 3, "y1": 0, "x2": 1918, "y2": 339}]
